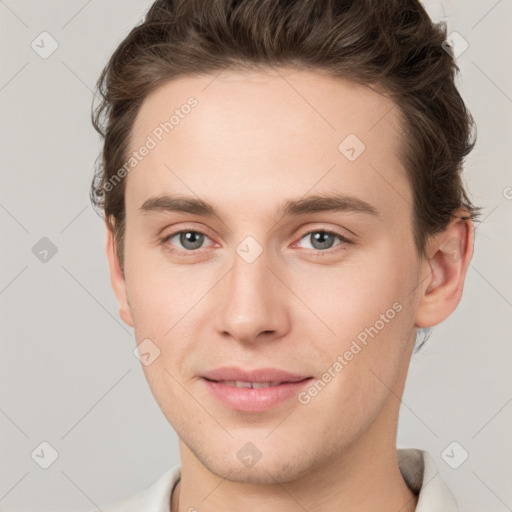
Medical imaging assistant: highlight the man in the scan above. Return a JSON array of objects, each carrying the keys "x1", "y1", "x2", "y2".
[{"x1": 90, "y1": 0, "x2": 480, "y2": 510}]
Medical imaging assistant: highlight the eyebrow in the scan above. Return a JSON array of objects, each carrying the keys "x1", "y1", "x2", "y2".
[{"x1": 139, "y1": 192, "x2": 380, "y2": 219}]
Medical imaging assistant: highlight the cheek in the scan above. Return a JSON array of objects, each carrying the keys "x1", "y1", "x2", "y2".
[
  {"x1": 294, "y1": 284, "x2": 414, "y2": 441},
  {"x1": 124, "y1": 244, "x2": 203, "y2": 389},
  {"x1": 123, "y1": 240, "x2": 188, "y2": 334},
  {"x1": 293, "y1": 248, "x2": 412, "y2": 343},
  {"x1": 294, "y1": 243, "x2": 417, "y2": 392},
  {"x1": 139, "y1": 360, "x2": 189, "y2": 430}
]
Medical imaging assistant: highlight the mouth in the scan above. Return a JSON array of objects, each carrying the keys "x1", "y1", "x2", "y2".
[
  {"x1": 202, "y1": 378, "x2": 310, "y2": 388},
  {"x1": 200, "y1": 366, "x2": 312, "y2": 384},
  {"x1": 201, "y1": 376, "x2": 314, "y2": 412}
]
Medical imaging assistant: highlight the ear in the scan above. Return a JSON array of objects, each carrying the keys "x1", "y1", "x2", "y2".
[
  {"x1": 414, "y1": 210, "x2": 475, "y2": 328},
  {"x1": 105, "y1": 221, "x2": 135, "y2": 328}
]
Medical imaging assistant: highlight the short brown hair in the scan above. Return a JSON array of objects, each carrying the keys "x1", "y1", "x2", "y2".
[{"x1": 90, "y1": 0, "x2": 481, "y2": 270}]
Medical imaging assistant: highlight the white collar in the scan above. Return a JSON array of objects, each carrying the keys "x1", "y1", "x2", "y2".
[{"x1": 397, "y1": 448, "x2": 458, "y2": 511}]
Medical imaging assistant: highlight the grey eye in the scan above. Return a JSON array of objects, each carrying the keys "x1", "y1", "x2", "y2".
[
  {"x1": 171, "y1": 231, "x2": 207, "y2": 250},
  {"x1": 299, "y1": 231, "x2": 343, "y2": 251}
]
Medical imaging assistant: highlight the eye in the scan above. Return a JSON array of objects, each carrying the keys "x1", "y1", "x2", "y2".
[
  {"x1": 295, "y1": 229, "x2": 352, "y2": 252},
  {"x1": 160, "y1": 227, "x2": 353, "y2": 256},
  {"x1": 162, "y1": 230, "x2": 212, "y2": 254}
]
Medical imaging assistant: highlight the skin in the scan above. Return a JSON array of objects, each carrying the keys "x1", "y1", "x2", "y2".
[{"x1": 105, "y1": 67, "x2": 474, "y2": 512}]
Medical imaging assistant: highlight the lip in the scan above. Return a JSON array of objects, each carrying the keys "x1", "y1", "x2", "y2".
[
  {"x1": 201, "y1": 366, "x2": 311, "y2": 384},
  {"x1": 201, "y1": 366, "x2": 313, "y2": 412}
]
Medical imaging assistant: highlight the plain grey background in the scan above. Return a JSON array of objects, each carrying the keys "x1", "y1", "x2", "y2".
[{"x1": 1, "y1": 1, "x2": 511, "y2": 511}]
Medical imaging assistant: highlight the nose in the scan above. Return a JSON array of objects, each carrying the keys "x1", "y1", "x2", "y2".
[{"x1": 214, "y1": 243, "x2": 291, "y2": 345}]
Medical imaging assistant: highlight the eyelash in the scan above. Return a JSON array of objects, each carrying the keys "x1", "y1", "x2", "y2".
[{"x1": 160, "y1": 227, "x2": 353, "y2": 257}]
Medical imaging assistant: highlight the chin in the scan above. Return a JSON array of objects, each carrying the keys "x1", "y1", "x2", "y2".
[
  {"x1": 193, "y1": 442, "x2": 323, "y2": 485},
  {"x1": 209, "y1": 461, "x2": 308, "y2": 485}
]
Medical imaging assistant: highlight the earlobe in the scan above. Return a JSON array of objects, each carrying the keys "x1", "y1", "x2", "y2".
[
  {"x1": 414, "y1": 212, "x2": 474, "y2": 329},
  {"x1": 105, "y1": 222, "x2": 135, "y2": 328}
]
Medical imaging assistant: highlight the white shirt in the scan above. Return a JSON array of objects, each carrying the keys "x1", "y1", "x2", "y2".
[{"x1": 98, "y1": 448, "x2": 458, "y2": 511}]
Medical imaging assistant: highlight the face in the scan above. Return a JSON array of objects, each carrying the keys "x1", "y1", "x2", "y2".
[{"x1": 108, "y1": 68, "x2": 432, "y2": 483}]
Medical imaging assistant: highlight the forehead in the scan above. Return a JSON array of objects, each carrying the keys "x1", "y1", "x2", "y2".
[{"x1": 126, "y1": 68, "x2": 411, "y2": 222}]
